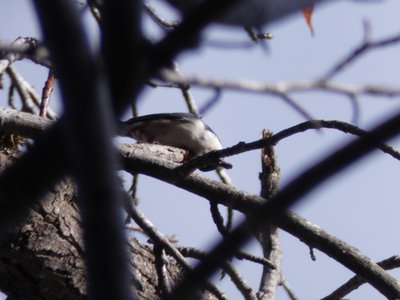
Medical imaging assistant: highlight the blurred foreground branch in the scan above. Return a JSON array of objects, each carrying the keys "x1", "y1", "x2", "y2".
[{"x1": 1, "y1": 107, "x2": 399, "y2": 298}]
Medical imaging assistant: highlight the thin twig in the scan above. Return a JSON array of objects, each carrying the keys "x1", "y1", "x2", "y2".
[
  {"x1": 40, "y1": 70, "x2": 55, "y2": 118},
  {"x1": 199, "y1": 88, "x2": 222, "y2": 116},
  {"x1": 348, "y1": 94, "x2": 360, "y2": 125},
  {"x1": 280, "y1": 276, "x2": 298, "y2": 300},
  {"x1": 6, "y1": 66, "x2": 36, "y2": 114},
  {"x1": 144, "y1": 2, "x2": 180, "y2": 29},
  {"x1": 125, "y1": 93, "x2": 139, "y2": 223},
  {"x1": 177, "y1": 119, "x2": 400, "y2": 172},
  {"x1": 180, "y1": 83, "x2": 199, "y2": 115},
  {"x1": 309, "y1": 246, "x2": 316, "y2": 261},
  {"x1": 210, "y1": 170, "x2": 233, "y2": 236},
  {"x1": 273, "y1": 92, "x2": 319, "y2": 128},
  {"x1": 146, "y1": 79, "x2": 200, "y2": 115},
  {"x1": 177, "y1": 247, "x2": 257, "y2": 300},
  {"x1": 7, "y1": 84, "x2": 17, "y2": 110},
  {"x1": 161, "y1": 70, "x2": 400, "y2": 99},
  {"x1": 235, "y1": 251, "x2": 276, "y2": 269},
  {"x1": 167, "y1": 106, "x2": 400, "y2": 299},
  {"x1": 210, "y1": 202, "x2": 229, "y2": 236},
  {"x1": 0, "y1": 37, "x2": 50, "y2": 74},
  {"x1": 153, "y1": 244, "x2": 172, "y2": 297},
  {"x1": 167, "y1": 63, "x2": 234, "y2": 236},
  {"x1": 161, "y1": 70, "x2": 400, "y2": 139},
  {"x1": 2, "y1": 107, "x2": 400, "y2": 173},
  {"x1": 125, "y1": 197, "x2": 228, "y2": 300},
  {"x1": 245, "y1": 26, "x2": 274, "y2": 43},
  {"x1": 322, "y1": 255, "x2": 400, "y2": 300},
  {"x1": 128, "y1": 94, "x2": 140, "y2": 220},
  {"x1": 6, "y1": 66, "x2": 56, "y2": 119},
  {"x1": 87, "y1": 2, "x2": 101, "y2": 22},
  {"x1": 323, "y1": 28, "x2": 400, "y2": 80},
  {"x1": 216, "y1": 167, "x2": 234, "y2": 231}
]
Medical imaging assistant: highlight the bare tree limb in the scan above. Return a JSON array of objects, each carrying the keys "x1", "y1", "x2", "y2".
[
  {"x1": 323, "y1": 27, "x2": 400, "y2": 80},
  {"x1": 161, "y1": 70, "x2": 400, "y2": 99},
  {"x1": 39, "y1": 70, "x2": 55, "y2": 118},
  {"x1": 32, "y1": 0, "x2": 133, "y2": 299},
  {"x1": 144, "y1": 2, "x2": 179, "y2": 29},
  {"x1": 235, "y1": 252, "x2": 276, "y2": 269},
  {"x1": 6, "y1": 66, "x2": 56, "y2": 119},
  {"x1": 0, "y1": 37, "x2": 50, "y2": 75},
  {"x1": 119, "y1": 143, "x2": 400, "y2": 300},
  {"x1": 159, "y1": 28, "x2": 400, "y2": 114},
  {"x1": 1, "y1": 107, "x2": 400, "y2": 299},
  {"x1": 280, "y1": 277, "x2": 298, "y2": 300},
  {"x1": 0, "y1": 0, "x2": 245, "y2": 259},
  {"x1": 177, "y1": 247, "x2": 257, "y2": 300},
  {"x1": 6, "y1": 66, "x2": 36, "y2": 114},
  {"x1": 2, "y1": 107, "x2": 400, "y2": 168},
  {"x1": 322, "y1": 255, "x2": 400, "y2": 300},
  {"x1": 153, "y1": 244, "x2": 172, "y2": 297},
  {"x1": 2, "y1": 1, "x2": 388, "y2": 298},
  {"x1": 0, "y1": 144, "x2": 202, "y2": 300},
  {"x1": 178, "y1": 119, "x2": 400, "y2": 173},
  {"x1": 0, "y1": 20, "x2": 220, "y2": 243},
  {"x1": 125, "y1": 198, "x2": 228, "y2": 300},
  {"x1": 257, "y1": 130, "x2": 281, "y2": 300},
  {"x1": 166, "y1": 105, "x2": 400, "y2": 299},
  {"x1": 0, "y1": 0, "x2": 334, "y2": 247}
]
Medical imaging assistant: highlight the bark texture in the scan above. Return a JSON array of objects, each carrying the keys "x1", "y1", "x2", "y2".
[{"x1": 0, "y1": 137, "x2": 187, "y2": 300}]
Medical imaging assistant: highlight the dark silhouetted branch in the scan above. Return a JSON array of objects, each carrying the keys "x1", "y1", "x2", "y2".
[
  {"x1": 2, "y1": 107, "x2": 398, "y2": 299},
  {"x1": 32, "y1": 0, "x2": 133, "y2": 299},
  {"x1": 166, "y1": 108, "x2": 400, "y2": 299}
]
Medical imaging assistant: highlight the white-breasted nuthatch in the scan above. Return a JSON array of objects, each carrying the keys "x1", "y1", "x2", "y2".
[{"x1": 118, "y1": 113, "x2": 230, "y2": 170}]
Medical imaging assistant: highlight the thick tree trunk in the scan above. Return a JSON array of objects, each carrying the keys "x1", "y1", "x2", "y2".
[{"x1": 0, "y1": 138, "x2": 186, "y2": 300}]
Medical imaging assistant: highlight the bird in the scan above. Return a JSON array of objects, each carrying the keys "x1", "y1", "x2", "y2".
[{"x1": 118, "y1": 113, "x2": 231, "y2": 170}]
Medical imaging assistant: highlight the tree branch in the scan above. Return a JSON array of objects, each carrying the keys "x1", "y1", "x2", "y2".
[
  {"x1": 323, "y1": 27, "x2": 400, "y2": 80},
  {"x1": 1, "y1": 107, "x2": 399, "y2": 299},
  {"x1": 177, "y1": 247, "x2": 257, "y2": 300},
  {"x1": 257, "y1": 130, "x2": 281, "y2": 300},
  {"x1": 0, "y1": 37, "x2": 51, "y2": 75},
  {"x1": 125, "y1": 197, "x2": 227, "y2": 300},
  {"x1": 178, "y1": 119, "x2": 400, "y2": 172},
  {"x1": 322, "y1": 255, "x2": 400, "y2": 300},
  {"x1": 161, "y1": 70, "x2": 400, "y2": 99},
  {"x1": 32, "y1": 0, "x2": 133, "y2": 298},
  {"x1": 166, "y1": 106, "x2": 400, "y2": 299}
]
